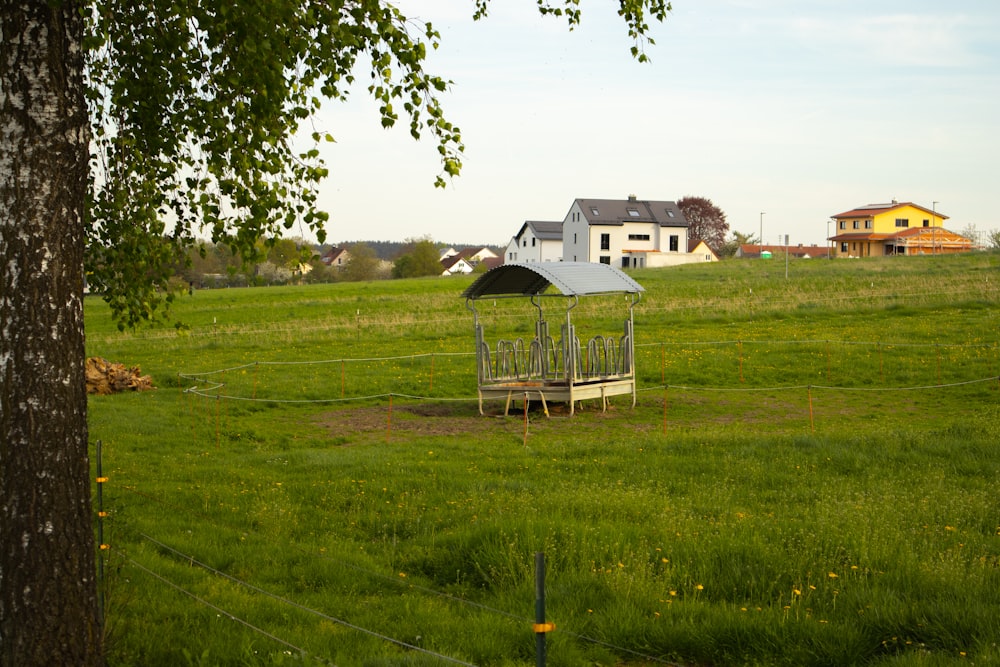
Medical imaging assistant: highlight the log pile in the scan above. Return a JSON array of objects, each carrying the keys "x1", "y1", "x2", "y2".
[{"x1": 85, "y1": 357, "x2": 155, "y2": 395}]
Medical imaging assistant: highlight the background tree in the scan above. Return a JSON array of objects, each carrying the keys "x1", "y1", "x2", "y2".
[
  {"x1": 341, "y1": 242, "x2": 382, "y2": 282},
  {"x1": 718, "y1": 230, "x2": 759, "y2": 258},
  {"x1": 392, "y1": 237, "x2": 445, "y2": 278},
  {"x1": 0, "y1": 1, "x2": 670, "y2": 664},
  {"x1": 676, "y1": 196, "x2": 729, "y2": 253}
]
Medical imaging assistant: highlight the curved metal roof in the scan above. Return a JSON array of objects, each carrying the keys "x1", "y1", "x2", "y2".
[{"x1": 462, "y1": 262, "x2": 645, "y2": 299}]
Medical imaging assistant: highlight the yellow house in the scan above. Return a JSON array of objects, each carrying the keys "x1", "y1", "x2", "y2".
[{"x1": 829, "y1": 201, "x2": 972, "y2": 257}]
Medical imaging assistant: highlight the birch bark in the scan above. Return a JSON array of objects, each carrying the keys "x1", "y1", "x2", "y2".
[{"x1": 0, "y1": 2, "x2": 102, "y2": 664}]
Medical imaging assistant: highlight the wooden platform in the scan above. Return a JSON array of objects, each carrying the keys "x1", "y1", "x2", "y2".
[{"x1": 477, "y1": 377, "x2": 636, "y2": 416}]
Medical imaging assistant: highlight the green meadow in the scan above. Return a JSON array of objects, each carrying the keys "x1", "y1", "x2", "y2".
[{"x1": 86, "y1": 252, "x2": 1000, "y2": 666}]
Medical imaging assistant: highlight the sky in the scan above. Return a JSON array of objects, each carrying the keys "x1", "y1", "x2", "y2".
[{"x1": 309, "y1": 0, "x2": 1000, "y2": 248}]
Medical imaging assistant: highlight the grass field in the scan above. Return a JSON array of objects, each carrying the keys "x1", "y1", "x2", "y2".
[{"x1": 86, "y1": 252, "x2": 1000, "y2": 666}]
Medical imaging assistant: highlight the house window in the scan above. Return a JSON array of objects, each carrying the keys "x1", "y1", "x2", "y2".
[
  {"x1": 666, "y1": 210, "x2": 675, "y2": 218},
  {"x1": 865, "y1": 220, "x2": 873, "y2": 229},
  {"x1": 573, "y1": 233, "x2": 577, "y2": 244},
  {"x1": 600, "y1": 233, "x2": 610, "y2": 250},
  {"x1": 622, "y1": 257, "x2": 630, "y2": 268},
  {"x1": 669, "y1": 235, "x2": 679, "y2": 252},
  {"x1": 628, "y1": 234, "x2": 650, "y2": 241},
  {"x1": 839, "y1": 221, "x2": 846, "y2": 230},
  {"x1": 531, "y1": 238, "x2": 536, "y2": 246},
  {"x1": 599, "y1": 256, "x2": 610, "y2": 264},
  {"x1": 895, "y1": 218, "x2": 909, "y2": 228},
  {"x1": 923, "y1": 219, "x2": 930, "y2": 227},
  {"x1": 591, "y1": 207, "x2": 600, "y2": 216},
  {"x1": 627, "y1": 208, "x2": 640, "y2": 217},
  {"x1": 840, "y1": 242, "x2": 848, "y2": 253},
  {"x1": 523, "y1": 239, "x2": 527, "y2": 247},
  {"x1": 853, "y1": 221, "x2": 859, "y2": 229}
]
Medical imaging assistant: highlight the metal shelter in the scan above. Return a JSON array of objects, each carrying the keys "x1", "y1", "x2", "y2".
[{"x1": 462, "y1": 262, "x2": 645, "y2": 415}]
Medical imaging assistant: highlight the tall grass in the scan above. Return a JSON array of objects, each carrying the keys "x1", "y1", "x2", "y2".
[{"x1": 87, "y1": 253, "x2": 1000, "y2": 666}]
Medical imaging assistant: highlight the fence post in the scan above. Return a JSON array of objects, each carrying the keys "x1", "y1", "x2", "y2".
[{"x1": 534, "y1": 552, "x2": 554, "y2": 667}]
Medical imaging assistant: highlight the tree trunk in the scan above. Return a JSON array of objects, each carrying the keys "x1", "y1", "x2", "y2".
[{"x1": 0, "y1": 2, "x2": 102, "y2": 665}]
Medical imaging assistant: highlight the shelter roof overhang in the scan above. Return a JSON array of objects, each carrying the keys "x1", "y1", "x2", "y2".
[{"x1": 461, "y1": 262, "x2": 645, "y2": 300}]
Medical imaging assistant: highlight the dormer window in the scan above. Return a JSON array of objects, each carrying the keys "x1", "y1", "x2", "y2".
[
  {"x1": 590, "y1": 207, "x2": 599, "y2": 216},
  {"x1": 666, "y1": 210, "x2": 675, "y2": 218},
  {"x1": 627, "y1": 208, "x2": 640, "y2": 217}
]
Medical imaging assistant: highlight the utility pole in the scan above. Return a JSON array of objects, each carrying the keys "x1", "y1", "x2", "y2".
[{"x1": 759, "y1": 212, "x2": 765, "y2": 258}]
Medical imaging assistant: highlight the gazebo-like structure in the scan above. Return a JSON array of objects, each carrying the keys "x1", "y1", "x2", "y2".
[{"x1": 462, "y1": 262, "x2": 645, "y2": 415}]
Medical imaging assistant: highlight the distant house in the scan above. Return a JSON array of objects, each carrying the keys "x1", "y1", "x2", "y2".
[
  {"x1": 456, "y1": 246, "x2": 499, "y2": 265},
  {"x1": 505, "y1": 220, "x2": 563, "y2": 264},
  {"x1": 321, "y1": 246, "x2": 350, "y2": 269},
  {"x1": 688, "y1": 239, "x2": 719, "y2": 262},
  {"x1": 737, "y1": 244, "x2": 831, "y2": 259},
  {"x1": 479, "y1": 256, "x2": 503, "y2": 271},
  {"x1": 440, "y1": 254, "x2": 475, "y2": 275},
  {"x1": 562, "y1": 195, "x2": 696, "y2": 269},
  {"x1": 828, "y1": 201, "x2": 972, "y2": 257}
]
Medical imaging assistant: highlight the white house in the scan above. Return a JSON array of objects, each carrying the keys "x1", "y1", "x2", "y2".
[
  {"x1": 440, "y1": 254, "x2": 475, "y2": 275},
  {"x1": 459, "y1": 246, "x2": 499, "y2": 264},
  {"x1": 504, "y1": 220, "x2": 563, "y2": 264},
  {"x1": 562, "y1": 196, "x2": 692, "y2": 268}
]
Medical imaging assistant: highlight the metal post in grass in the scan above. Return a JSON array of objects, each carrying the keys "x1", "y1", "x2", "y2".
[{"x1": 534, "y1": 552, "x2": 555, "y2": 667}]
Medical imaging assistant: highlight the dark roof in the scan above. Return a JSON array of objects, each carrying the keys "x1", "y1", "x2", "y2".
[
  {"x1": 462, "y1": 262, "x2": 645, "y2": 299},
  {"x1": 519, "y1": 220, "x2": 563, "y2": 241},
  {"x1": 576, "y1": 198, "x2": 688, "y2": 228},
  {"x1": 441, "y1": 255, "x2": 468, "y2": 271}
]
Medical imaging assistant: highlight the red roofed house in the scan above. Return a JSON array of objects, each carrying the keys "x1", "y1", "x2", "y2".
[{"x1": 828, "y1": 201, "x2": 973, "y2": 257}]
